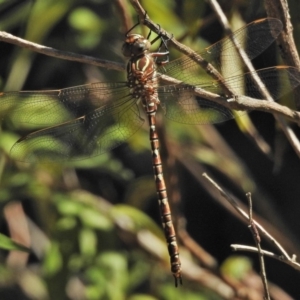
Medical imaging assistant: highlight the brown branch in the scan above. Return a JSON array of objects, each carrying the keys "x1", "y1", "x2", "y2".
[
  {"x1": 246, "y1": 192, "x2": 270, "y2": 300},
  {"x1": 264, "y1": 0, "x2": 300, "y2": 115},
  {"x1": 114, "y1": 0, "x2": 133, "y2": 33},
  {"x1": 231, "y1": 244, "x2": 300, "y2": 271},
  {"x1": 195, "y1": 89, "x2": 300, "y2": 125},
  {"x1": 264, "y1": 0, "x2": 300, "y2": 72}
]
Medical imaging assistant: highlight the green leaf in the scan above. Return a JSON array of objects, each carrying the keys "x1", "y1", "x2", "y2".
[
  {"x1": 43, "y1": 242, "x2": 63, "y2": 275},
  {"x1": 0, "y1": 233, "x2": 30, "y2": 252},
  {"x1": 68, "y1": 7, "x2": 105, "y2": 49},
  {"x1": 221, "y1": 255, "x2": 252, "y2": 279},
  {"x1": 79, "y1": 207, "x2": 113, "y2": 230},
  {"x1": 68, "y1": 7, "x2": 103, "y2": 32},
  {"x1": 79, "y1": 228, "x2": 97, "y2": 257},
  {"x1": 56, "y1": 217, "x2": 77, "y2": 230},
  {"x1": 55, "y1": 195, "x2": 84, "y2": 216}
]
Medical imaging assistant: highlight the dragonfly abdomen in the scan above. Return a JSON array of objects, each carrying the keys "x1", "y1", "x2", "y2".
[{"x1": 124, "y1": 32, "x2": 182, "y2": 285}]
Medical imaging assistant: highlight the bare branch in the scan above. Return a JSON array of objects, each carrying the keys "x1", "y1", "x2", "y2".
[
  {"x1": 264, "y1": 0, "x2": 300, "y2": 71},
  {"x1": 231, "y1": 244, "x2": 300, "y2": 271},
  {"x1": 246, "y1": 192, "x2": 270, "y2": 300},
  {"x1": 0, "y1": 31, "x2": 125, "y2": 72},
  {"x1": 202, "y1": 173, "x2": 291, "y2": 260},
  {"x1": 114, "y1": 0, "x2": 133, "y2": 33}
]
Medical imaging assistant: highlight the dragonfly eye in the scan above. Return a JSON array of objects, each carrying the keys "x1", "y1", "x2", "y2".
[
  {"x1": 122, "y1": 34, "x2": 151, "y2": 57},
  {"x1": 122, "y1": 43, "x2": 132, "y2": 57}
]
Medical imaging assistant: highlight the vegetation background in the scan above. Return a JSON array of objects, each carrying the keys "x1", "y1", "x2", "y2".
[{"x1": 1, "y1": 0, "x2": 300, "y2": 299}]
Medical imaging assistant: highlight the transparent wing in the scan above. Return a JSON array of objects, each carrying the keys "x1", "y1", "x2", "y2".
[
  {"x1": 10, "y1": 96, "x2": 144, "y2": 162},
  {"x1": 157, "y1": 18, "x2": 282, "y2": 84},
  {"x1": 158, "y1": 67, "x2": 300, "y2": 124},
  {"x1": 0, "y1": 82, "x2": 130, "y2": 126}
]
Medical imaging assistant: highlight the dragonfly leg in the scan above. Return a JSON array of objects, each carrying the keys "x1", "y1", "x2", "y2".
[{"x1": 125, "y1": 11, "x2": 148, "y2": 37}]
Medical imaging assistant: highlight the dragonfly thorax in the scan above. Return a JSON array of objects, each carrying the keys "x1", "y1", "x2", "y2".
[{"x1": 122, "y1": 33, "x2": 151, "y2": 57}]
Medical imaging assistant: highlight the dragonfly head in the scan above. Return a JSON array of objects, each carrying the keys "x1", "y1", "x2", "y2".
[{"x1": 122, "y1": 34, "x2": 151, "y2": 58}]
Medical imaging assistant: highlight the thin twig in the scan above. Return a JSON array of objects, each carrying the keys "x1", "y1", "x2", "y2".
[
  {"x1": 0, "y1": 31, "x2": 125, "y2": 72},
  {"x1": 231, "y1": 245, "x2": 300, "y2": 271},
  {"x1": 246, "y1": 192, "x2": 270, "y2": 300},
  {"x1": 202, "y1": 173, "x2": 291, "y2": 260},
  {"x1": 264, "y1": 0, "x2": 300, "y2": 69},
  {"x1": 114, "y1": 0, "x2": 133, "y2": 32},
  {"x1": 264, "y1": 0, "x2": 300, "y2": 109},
  {"x1": 202, "y1": 172, "x2": 300, "y2": 275}
]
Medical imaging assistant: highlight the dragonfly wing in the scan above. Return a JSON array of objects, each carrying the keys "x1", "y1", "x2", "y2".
[
  {"x1": 158, "y1": 85, "x2": 235, "y2": 124},
  {"x1": 10, "y1": 97, "x2": 144, "y2": 162},
  {"x1": 200, "y1": 18, "x2": 282, "y2": 74},
  {"x1": 157, "y1": 18, "x2": 282, "y2": 85},
  {"x1": 220, "y1": 66, "x2": 300, "y2": 100},
  {"x1": 0, "y1": 82, "x2": 129, "y2": 127},
  {"x1": 158, "y1": 66, "x2": 300, "y2": 125}
]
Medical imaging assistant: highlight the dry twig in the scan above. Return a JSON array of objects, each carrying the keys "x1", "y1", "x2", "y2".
[
  {"x1": 246, "y1": 192, "x2": 270, "y2": 300},
  {"x1": 202, "y1": 173, "x2": 300, "y2": 272}
]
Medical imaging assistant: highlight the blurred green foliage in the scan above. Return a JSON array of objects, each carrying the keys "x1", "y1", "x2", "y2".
[{"x1": 0, "y1": 233, "x2": 30, "y2": 251}]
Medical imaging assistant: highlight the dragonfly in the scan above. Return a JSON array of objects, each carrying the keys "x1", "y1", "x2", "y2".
[{"x1": 1, "y1": 17, "x2": 300, "y2": 286}]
